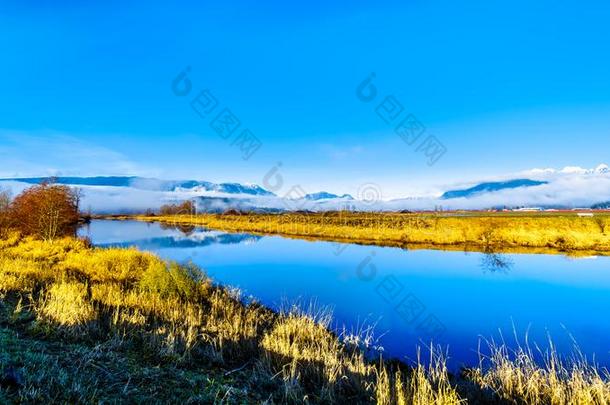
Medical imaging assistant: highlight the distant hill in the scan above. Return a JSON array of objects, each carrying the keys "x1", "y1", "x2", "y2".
[
  {"x1": 1, "y1": 176, "x2": 275, "y2": 197},
  {"x1": 0, "y1": 176, "x2": 361, "y2": 213},
  {"x1": 441, "y1": 179, "x2": 548, "y2": 199},
  {"x1": 3, "y1": 173, "x2": 607, "y2": 213}
]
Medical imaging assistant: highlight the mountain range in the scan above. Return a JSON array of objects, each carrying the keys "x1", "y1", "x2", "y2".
[
  {"x1": 2, "y1": 164, "x2": 610, "y2": 212},
  {"x1": 3, "y1": 176, "x2": 273, "y2": 196}
]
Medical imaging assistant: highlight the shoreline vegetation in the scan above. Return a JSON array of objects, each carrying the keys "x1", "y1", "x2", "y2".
[
  {"x1": 1, "y1": 233, "x2": 609, "y2": 404},
  {"x1": 112, "y1": 211, "x2": 610, "y2": 256},
  {"x1": 1, "y1": 186, "x2": 609, "y2": 402}
]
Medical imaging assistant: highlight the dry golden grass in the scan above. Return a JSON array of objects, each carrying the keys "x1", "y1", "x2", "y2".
[
  {"x1": 0, "y1": 232, "x2": 463, "y2": 403},
  {"x1": 1, "y1": 231, "x2": 609, "y2": 404},
  {"x1": 375, "y1": 348, "x2": 463, "y2": 405},
  {"x1": 468, "y1": 339, "x2": 610, "y2": 405},
  {"x1": 262, "y1": 309, "x2": 373, "y2": 402},
  {"x1": 38, "y1": 281, "x2": 96, "y2": 326},
  {"x1": 130, "y1": 212, "x2": 610, "y2": 254}
]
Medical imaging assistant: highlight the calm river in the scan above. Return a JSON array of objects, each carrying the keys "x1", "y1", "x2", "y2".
[{"x1": 79, "y1": 220, "x2": 610, "y2": 369}]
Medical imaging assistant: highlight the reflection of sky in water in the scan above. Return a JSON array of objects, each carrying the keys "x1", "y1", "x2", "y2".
[{"x1": 80, "y1": 220, "x2": 610, "y2": 369}]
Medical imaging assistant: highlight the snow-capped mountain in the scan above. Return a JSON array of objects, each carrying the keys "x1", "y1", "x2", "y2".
[
  {"x1": 304, "y1": 192, "x2": 354, "y2": 201},
  {"x1": 525, "y1": 164, "x2": 610, "y2": 177},
  {"x1": 0, "y1": 176, "x2": 358, "y2": 213},
  {"x1": 3, "y1": 164, "x2": 610, "y2": 212}
]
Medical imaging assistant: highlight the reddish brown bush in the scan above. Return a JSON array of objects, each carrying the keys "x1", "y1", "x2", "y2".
[{"x1": 10, "y1": 182, "x2": 80, "y2": 240}]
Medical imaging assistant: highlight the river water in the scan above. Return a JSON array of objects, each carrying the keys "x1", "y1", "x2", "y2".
[{"x1": 79, "y1": 219, "x2": 610, "y2": 369}]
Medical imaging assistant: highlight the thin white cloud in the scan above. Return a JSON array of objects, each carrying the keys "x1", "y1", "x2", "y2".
[{"x1": 0, "y1": 128, "x2": 145, "y2": 177}]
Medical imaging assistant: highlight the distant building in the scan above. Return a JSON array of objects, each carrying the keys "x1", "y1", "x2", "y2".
[
  {"x1": 513, "y1": 207, "x2": 543, "y2": 212},
  {"x1": 577, "y1": 212, "x2": 594, "y2": 217}
]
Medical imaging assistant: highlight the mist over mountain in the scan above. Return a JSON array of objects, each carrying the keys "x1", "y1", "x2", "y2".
[
  {"x1": 440, "y1": 179, "x2": 548, "y2": 200},
  {"x1": 434, "y1": 164, "x2": 610, "y2": 210},
  {"x1": 2, "y1": 165, "x2": 610, "y2": 213},
  {"x1": 4, "y1": 176, "x2": 274, "y2": 196}
]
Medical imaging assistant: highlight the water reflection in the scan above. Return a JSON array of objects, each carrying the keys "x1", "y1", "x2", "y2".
[
  {"x1": 79, "y1": 219, "x2": 263, "y2": 251},
  {"x1": 480, "y1": 251, "x2": 514, "y2": 273},
  {"x1": 159, "y1": 222, "x2": 197, "y2": 235},
  {"x1": 95, "y1": 230, "x2": 262, "y2": 250}
]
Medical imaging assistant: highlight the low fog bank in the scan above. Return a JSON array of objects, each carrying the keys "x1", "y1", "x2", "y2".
[{"x1": 2, "y1": 172, "x2": 610, "y2": 214}]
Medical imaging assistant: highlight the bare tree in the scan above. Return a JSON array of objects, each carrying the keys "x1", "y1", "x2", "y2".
[
  {"x1": 0, "y1": 188, "x2": 12, "y2": 236},
  {"x1": 0, "y1": 188, "x2": 10, "y2": 211}
]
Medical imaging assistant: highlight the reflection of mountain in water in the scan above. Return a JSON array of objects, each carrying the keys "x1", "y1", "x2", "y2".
[{"x1": 96, "y1": 232, "x2": 262, "y2": 250}]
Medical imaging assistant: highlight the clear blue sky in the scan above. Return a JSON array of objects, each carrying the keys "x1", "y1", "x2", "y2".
[{"x1": 2, "y1": 0, "x2": 610, "y2": 197}]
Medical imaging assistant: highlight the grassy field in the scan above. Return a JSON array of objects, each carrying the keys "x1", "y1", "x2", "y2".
[
  {"x1": 0, "y1": 233, "x2": 609, "y2": 403},
  {"x1": 123, "y1": 211, "x2": 610, "y2": 255}
]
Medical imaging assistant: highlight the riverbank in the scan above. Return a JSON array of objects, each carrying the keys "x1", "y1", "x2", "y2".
[
  {"x1": 0, "y1": 233, "x2": 459, "y2": 403},
  {"x1": 1, "y1": 233, "x2": 608, "y2": 403},
  {"x1": 114, "y1": 212, "x2": 610, "y2": 256}
]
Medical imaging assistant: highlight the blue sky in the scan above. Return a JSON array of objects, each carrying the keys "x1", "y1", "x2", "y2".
[{"x1": 2, "y1": 0, "x2": 610, "y2": 198}]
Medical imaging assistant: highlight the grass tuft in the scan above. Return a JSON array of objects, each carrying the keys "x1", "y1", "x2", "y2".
[{"x1": 37, "y1": 281, "x2": 96, "y2": 327}]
